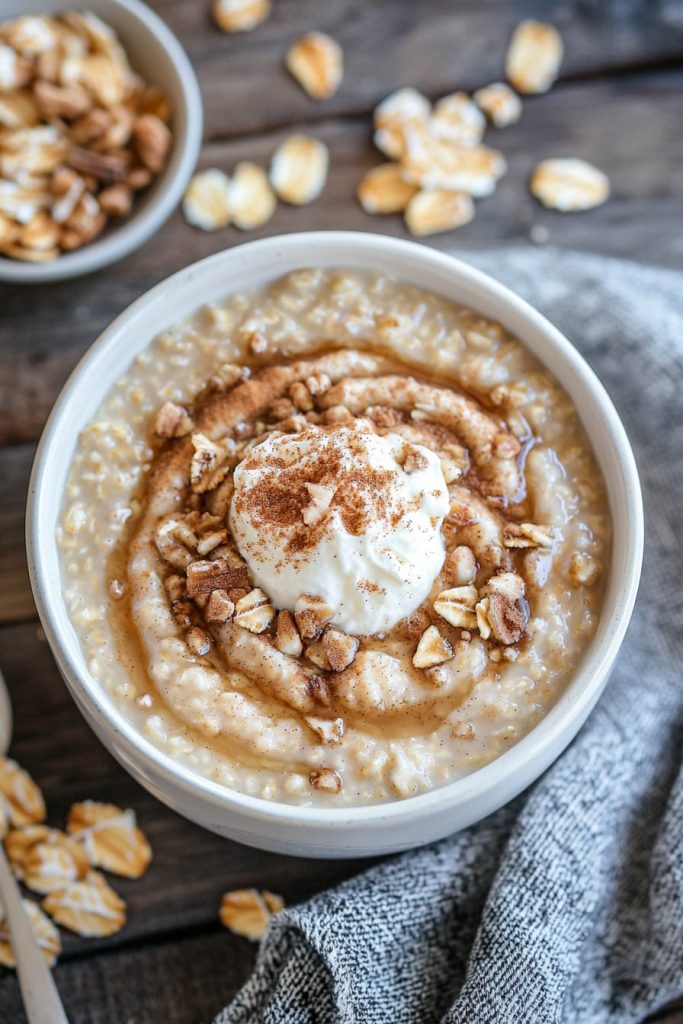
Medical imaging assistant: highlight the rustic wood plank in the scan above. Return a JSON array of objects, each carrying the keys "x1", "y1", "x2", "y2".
[
  {"x1": 0, "y1": 618, "x2": 375, "y2": 964},
  {"x1": 0, "y1": 445, "x2": 34, "y2": 624},
  {"x1": 0, "y1": 70, "x2": 681, "y2": 447},
  {"x1": 148, "y1": 0, "x2": 683, "y2": 141}
]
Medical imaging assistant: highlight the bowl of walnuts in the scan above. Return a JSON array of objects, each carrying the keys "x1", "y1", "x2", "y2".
[{"x1": 0, "y1": 0, "x2": 202, "y2": 281}]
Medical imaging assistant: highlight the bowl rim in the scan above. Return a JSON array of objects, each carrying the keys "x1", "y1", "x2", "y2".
[
  {"x1": 27, "y1": 231, "x2": 644, "y2": 829},
  {"x1": 0, "y1": 0, "x2": 203, "y2": 283}
]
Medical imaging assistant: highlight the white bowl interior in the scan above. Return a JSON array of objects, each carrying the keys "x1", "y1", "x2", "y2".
[
  {"x1": 27, "y1": 232, "x2": 643, "y2": 834},
  {"x1": 0, "y1": 0, "x2": 202, "y2": 282}
]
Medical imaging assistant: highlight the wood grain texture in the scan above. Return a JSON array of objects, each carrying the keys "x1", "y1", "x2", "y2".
[
  {"x1": 1, "y1": 70, "x2": 682, "y2": 446},
  {"x1": 1, "y1": 0, "x2": 683, "y2": 1019}
]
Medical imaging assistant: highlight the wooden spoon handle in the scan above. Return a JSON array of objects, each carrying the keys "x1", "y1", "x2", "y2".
[{"x1": 0, "y1": 847, "x2": 70, "y2": 1024}]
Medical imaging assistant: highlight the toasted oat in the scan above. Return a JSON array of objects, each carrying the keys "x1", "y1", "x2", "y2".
[
  {"x1": 302, "y1": 482, "x2": 336, "y2": 525},
  {"x1": 401, "y1": 130, "x2": 506, "y2": 196},
  {"x1": 413, "y1": 625, "x2": 454, "y2": 669},
  {"x1": 229, "y1": 162, "x2": 276, "y2": 231},
  {"x1": 305, "y1": 715, "x2": 345, "y2": 745},
  {"x1": 0, "y1": 899, "x2": 61, "y2": 969},
  {"x1": 356, "y1": 163, "x2": 417, "y2": 215},
  {"x1": 0, "y1": 43, "x2": 32, "y2": 91},
  {"x1": 433, "y1": 586, "x2": 478, "y2": 629},
  {"x1": 475, "y1": 596, "x2": 491, "y2": 640},
  {"x1": 270, "y1": 135, "x2": 328, "y2": 205},
  {"x1": 153, "y1": 400, "x2": 193, "y2": 439},
  {"x1": 183, "y1": 169, "x2": 231, "y2": 231},
  {"x1": 234, "y1": 588, "x2": 276, "y2": 633},
  {"x1": 273, "y1": 610, "x2": 303, "y2": 657},
  {"x1": 431, "y1": 92, "x2": 486, "y2": 146},
  {"x1": 309, "y1": 768, "x2": 342, "y2": 794},
  {"x1": 205, "y1": 589, "x2": 235, "y2": 623},
  {"x1": 212, "y1": 0, "x2": 271, "y2": 33},
  {"x1": 219, "y1": 887, "x2": 282, "y2": 940},
  {"x1": 322, "y1": 626, "x2": 358, "y2": 671},
  {"x1": 305, "y1": 640, "x2": 331, "y2": 670},
  {"x1": 294, "y1": 593, "x2": 335, "y2": 641},
  {"x1": 17, "y1": 211, "x2": 60, "y2": 251},
  {"x1": 190, "y1": 432, "x2": 231, "y2": 492},
  {"x1": 405, "y1": 190, "x2": 474, "y2": 237},
  {"x1": 473, "y1": 82, "x2": 522, "y2": 128},
  {"x1": 14, "y1": 832, "x2": 90, "y2": 895},
  {"x1": 66, "y1": 800, "x2": 152, "y2": 879},
  {"x1": 503, "y1": 522, "x2": 555, "y2": 548},
  {"x1": 0, "y1": 758, "x2": 46, "y2": 829},
  {"x1": 506, "y1": 20, "x2": 564, "y2": 94},
  {"x1": 484, "y1": 572, "x2": 528, "y2": 645},
  {"x1": 373, "y1": 87, "x2": 431, "y2": 159},
  {"x1": 568, "y1": 552, "x2": 602, "y2": 586},
  {"x1": 286, "y1": 32, "x2": 343, "y2": 100},
  {"x1": 443, "y1": 545, "x2": 477, "y2": 586},
  {"x1": 187, "y1": 625, "x2": 212, "y2": 656},
  {"x1": 530, "y1": 158, "x2": 610, "y2": 212},
  {"x1": 43, "y1": 870, "x2": 126, "y2": 937}
]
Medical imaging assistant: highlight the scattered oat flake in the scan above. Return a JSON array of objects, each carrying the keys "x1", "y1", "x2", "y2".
[
  {"x1": 229, "y1": 162, "x2": 276, "y2": 230},
  {"x1": 270, "y1": 135, "x2": 329, "y2": 205},
  {"x1": 530, "y1": 158, "x2": 609, "y2": 212},
  {"x1": 373, "y1": 87, "x2": 431, "y2": 159},
  {"x1": 401, "y1": 129, "x2": 506, "y2": 196},
  {"x1": 13, "y1": 831, "x2": 90, "y2": 895},
  {"x1": 0, "y1": 758, "x2": 46, "y2": 829},
  {"x1": 431, "y1": 92, "x2": 485, "y2": 146},
  {"x1": 356, "y1": 163, "x2": 417, "y2": 214},
  {"x1": 43, "y1": 871, "x2": 126, "y2": 937},
  {"x1": 182, "y1": 169, "x2": 231, "y2": 231},
  {"x1": 66, "y1": 800, "x2": 152, "y2": 879},
  {"x1": 405, "y1": 190, "x2": 474, "y2": 237},
  {"x1": 505, "y1": 20, "x2": 563, "y2": 95},
  {"x1": 220, "y1": 888, "x2": 284, "y2": 940},
  {"x1": 286, "y1": 32, "x2": 343, "y2": 100},
  {"x1": 473, "y1": 82, "x2": 522, "y2": 128},
  {"x1": 0, "y1": 899, "x2": 61, "y2": 969},
  {"x1": 212, "y1": 0, "x2": 271, "y2": 32}
]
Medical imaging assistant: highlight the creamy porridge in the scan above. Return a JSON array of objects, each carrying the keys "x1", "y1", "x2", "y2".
[{"x1": 58, "y1": 269, "x2": 610, "y2": 805}]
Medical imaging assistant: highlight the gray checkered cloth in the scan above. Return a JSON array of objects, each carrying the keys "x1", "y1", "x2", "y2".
[{"x1": 216, "y1": 249, "x2": 683, "y2": 1024}]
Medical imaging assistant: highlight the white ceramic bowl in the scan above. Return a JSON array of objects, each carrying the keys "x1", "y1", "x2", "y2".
[
  {"x1": 27, "y1": 232, "x2": 643, "y2": 857},
  {"x1": 0, "y1": 0, "x2": 202, "y2": 283}
]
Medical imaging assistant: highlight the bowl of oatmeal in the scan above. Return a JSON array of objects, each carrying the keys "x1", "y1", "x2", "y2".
[
  {"x1": 27, "y1": 232, "x2": 643, "y2": 857},
  {"x1": 0, "y1": 0, "x2": 202, "y2": 281}
]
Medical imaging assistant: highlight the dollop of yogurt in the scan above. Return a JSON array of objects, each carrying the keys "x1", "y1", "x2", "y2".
[{"x1": 229, "y1": 427, "x2": 449, "y2": 635}]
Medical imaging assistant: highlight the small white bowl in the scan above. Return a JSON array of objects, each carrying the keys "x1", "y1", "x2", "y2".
[
  {"x1": 0, "y1": 0, "x2": 202, "y2": 283},
  {"x1": 27, "y1": 232, "x2": 643, "y2": 857}
]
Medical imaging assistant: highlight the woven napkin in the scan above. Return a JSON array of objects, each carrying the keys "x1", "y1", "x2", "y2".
[{"x1": 216, "y1": 248, "x2": 683, "y2": 1024}]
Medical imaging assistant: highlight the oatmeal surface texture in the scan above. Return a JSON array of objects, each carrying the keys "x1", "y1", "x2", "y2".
[{"x1": 59, "y1": 269, "x2": 610, "y2": 805}]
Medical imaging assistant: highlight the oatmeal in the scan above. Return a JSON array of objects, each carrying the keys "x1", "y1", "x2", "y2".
[{"x1": 58, "y1": 270, "x2": 610, "y2": 805}]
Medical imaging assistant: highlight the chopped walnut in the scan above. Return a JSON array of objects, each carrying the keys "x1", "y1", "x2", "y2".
[
  {"x1": 503, "y1": 522, "x2": 555, "y2": 549},
  {"x1": 273, "y1": 610, "x2": 303, "y2": 657},
  {"x1": 305, "y1": 641, "x2": 331, "y2": 670},
  {"x1": 295, "y1": 593, "x2": 335, "y2": 641},
  {"x1": 301, "y1": 482, "x2": 336, "y2": 525},
  {"x1": 186, "y1": 626, "x2": 211, "y2": 656},
  {"x1": 305, "y1": 716, "x2": 345, "y2": 745},
  {"x1": 164, "y1": 574, "x2": 186, "y2": 602},
  {"x1": 234, "y1": 589, "x2": 275, "y2": 633},
  {"x1": 443, "y1": 545, "x2": 477, "y2": 586},
  {"x1": 190, "y1": 432, "x2": 231, "y2": 493},
  {"x1": 321, "y1": 627, "x2": 359, "y2": 671},
  {"x1": 413, "y1": 625, "x2": 454, "y2": 669},
  {"x1": 153, "y1": 401, "x2": 193, "y2": 438},
  {"x1": 305, "y1": 373, "x2": 331, "y2": 398},
  {"x1": 483, "y1": 572, "x2": 529, "y2": 645},
  {"x1": 289, "y1": 381, "x2": 314, "y2": 412},
  {"x1": 309, "y1": 768, "x2": 342, "y2": 794},
  {"x1": 205, "y1": 589, "x2": 235, "y2": 623},
  {"x1": 401, "y1": 444, "x2": 429, "y2": 473},
  {"x1": 269, "y1": 397, "x2": 296, "y2": 421},
  {"x1": 186, "y1": 558, "x2": 249, "y2": 599},
  {"x1": 308, "y1": 675, "x2": 334, "y2": 706}
]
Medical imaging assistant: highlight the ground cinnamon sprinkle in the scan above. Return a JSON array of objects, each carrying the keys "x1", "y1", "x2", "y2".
[{"x1": 232, "y1": 426, "x2": 406, "y2": 562}]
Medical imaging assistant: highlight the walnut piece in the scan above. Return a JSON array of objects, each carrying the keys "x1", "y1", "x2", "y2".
[
  {"x1": 483, "y1": 572, "x2": 529, "y2": 645},
  {"x1": 304, "y1": 716, "x2": 345, "y2": 745},
  {"x1": 274, "y1": 610, "x2": 303, "y2": 657},
  {"x1": 295, "y1": 593, "x2": 335, "y2": 641},
  {"x1": 205, "y1": 589, "x2": 235, "y2": 623},
  {"x1": 321, "y1": 627, "x2": 359, "y2": 671},
  {"x1": 309, "y1": 768, "x2": 342, "y2": 794},
  {"x1": 153, "y1": 400, "x2": 193, "y2": 438},
  {"x1": 234, "y1": 589, "x2": 276, "y2": 633},
  {"x1": 186, "y1": 559, "x2": 249, "y2": 599},
  {"x1": 413, "y1": 625, "x2": 454, "y2": 669},
  {"x1": 301, "y1": 482, "x2": 336, "y2": 525}
]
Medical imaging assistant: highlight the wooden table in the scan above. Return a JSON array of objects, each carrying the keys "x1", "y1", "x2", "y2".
[{"x1": 1, "y1": 1, "x2": 682, "y2": 1020}]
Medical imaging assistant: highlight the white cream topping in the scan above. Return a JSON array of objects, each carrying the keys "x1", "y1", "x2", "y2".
[{"x1": 229, "y1": 427, "x2": 449, "y2": 635}]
